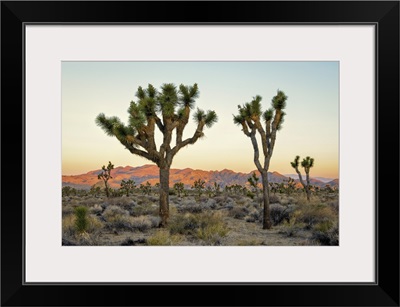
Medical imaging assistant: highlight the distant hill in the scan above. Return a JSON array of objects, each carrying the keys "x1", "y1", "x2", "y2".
[{"x1": 62, "y1": 164, "x2": 339, "y2": 190}]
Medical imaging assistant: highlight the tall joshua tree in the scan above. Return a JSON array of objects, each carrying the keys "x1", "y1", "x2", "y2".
[
  {"x1": 291, "y1": 155, "x2": 314, "y2": 201},
  {"x1": 233, "y1": 90, "x2": 287, "y2": 229},
  {"x1": 96, "y1": 83, "x2": 217, "y2": 226}
]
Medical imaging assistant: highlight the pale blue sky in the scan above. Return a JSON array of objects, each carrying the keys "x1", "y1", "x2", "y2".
[{"x1": 62, "y1": 61, "x2": 339, "y2": 178}]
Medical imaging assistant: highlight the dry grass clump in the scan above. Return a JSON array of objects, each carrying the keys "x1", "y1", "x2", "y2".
[
  {"x1": 130, "y1": 204, "x2": 158, "y2": 217},
  {"x1": 309, "y1": 221, "x2": 339, "y2": 245},
  {"x1": 228, "y1": 206, "x2": 249, "y2": 220},
  {"x1": 102, "y1": 205, "x2": 160, "y2": 231},
  {"x1": 168, "y1": 211, "x2": 229, "y2": 245},
  {"x1": 269, "y1": 204, "x2": 294, "y2": 226},
  {"x1": 295, "y1": 203, "x2": 337, "y2": 229},
  {"x1": 245, "y1": 208, "x2": 262, "y2": 223},
  {"x1": 130, "y1": 215, "x2": 160, "y2": 231},
  {"x1": 177, "y1": 200, "x2": 204, "y2": 213},
  {"x1": 269, "y1": 194, "x2": 280, "y2": 204},
  {"x1": 62, "y1": 213, "x2": 104, "y2": 237},
  {"x1": 147, "y1": 230, "x2": 183, "y2": 246},
  {"x1": 195, "y1": 211, "x2": 229, "y2": 245}
]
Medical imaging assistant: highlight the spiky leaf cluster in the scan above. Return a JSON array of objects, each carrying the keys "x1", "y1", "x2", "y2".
[
  {"x1": 96, "y1": 83, "x2": 217, "y2": 167},
  {"x1": 290, "y1": 155, "x2": 300, "y2": 168},
  {"x1": 301, "y1": 156, "x2": 314, "y2": 173},
  {"x1": 233, "y1": 90, "x2": 288, "y2": 172}
]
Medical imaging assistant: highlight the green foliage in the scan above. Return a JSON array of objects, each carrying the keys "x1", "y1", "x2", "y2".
[
  {"x1": 301, "y1": 156, "x2": 315, "y2": 173},
  {"x1": 89, "y1": 185, "x2": 102, "y2": 197},
  {"x1": 271, "y1": 90, "x2": 288, "y2": 110},
  {"x1": 178, "y1": 83, "x2": 199, "y2": 109},
  {"x1": 290, "y1": 155, "x2": 300, "y2": 168},
  {"x1": 97, "y1": 161, "x2": 114, "y2": 198},
  {"x1": 74, "y1": 206, "x2": 89, "y2": 234},
  {"x1": 139, "y1": 181, "x2": 152, "y2": 195},
  {"x1": 120, "y1": 179, "x2": 136, "y2": 196},
  {"x1": 173, "y1": 182, "x2": 185, "y2": 198},
  {"x1": 191, "y1": 179, "x2": 206, "y2": 198},
  {"x1": 62, "y1": 186, "x2": 77, "y2": 197}
]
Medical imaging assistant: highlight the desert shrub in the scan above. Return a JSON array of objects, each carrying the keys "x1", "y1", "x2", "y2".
[
  {"x1": 245, "y1": 208, "x2": 262, "y2": 223},
  {"x1": 87, "y1": 214, "x2": 104, "y2": 232},
  {"x1": 195, "y1": 212, "x2": 229, "y2": 245},
  {"x1": 269, "y1": 193, "x2": 280, "y2": 204},
  {"x1": 62, "y1": 204, "x2": 75, "y2": 215},
  {"x1": 178, "y1": 200, "x2": 204, "y2": 213},
  {"x1": 169, "y1": 213, "x2": 199, "y2": 235},
  {"x1": 328, "y1": 200, "x2": 339, "y2": 214},
  {"x1": 213, "y1": 195, "x2": 227, "y2": 205},
  {"x1": 130, "y1": 204, "x2": 158, "y2": 217},
  {"x1": 228, "y1": 206, "x2": 248, "y2": 219},
  {"x1": 103, "y1": 205, "x2": 129, "y2": 219},
  {"x1": 270, "y1": 204, "x2": 291, "y2": 225},
  {"x1": 89, "y1": 204, "x2": 103, "y2": 215},
  {"x1": 147, "y1": 230, "x2": 182, "y2": 246},
  {"x1": 311, "y1": 222, "x2": 339, "y2": 245},
  {"x1": 169, "y1": 211, "x2": 229, "y2": 244},
  {"x1": 62, "y1": 214, "x2": 76, "y2": 237},
  {"x1": 280, "y1": 217, "x2": 303, "y2": 237},
  {"x1": 129, "y1": 216, "x2": 152, "y2": 231},
  {"x1": 74, "y1": 206, "x2": 89, "y2": 234},
  {"x1": 103, "y1": 205, "x2": 131, "y2": 229},
  {"x1": 295, "y1": 204, "x2": 337, "y2": 229},
  {"x1": 204, "y1": 199, "x2": 217, "y2": 209}
]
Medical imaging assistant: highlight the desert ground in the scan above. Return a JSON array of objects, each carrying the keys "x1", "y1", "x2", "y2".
[{"x1": 62, "y1": 185, "x2": 339, "y2": 246}]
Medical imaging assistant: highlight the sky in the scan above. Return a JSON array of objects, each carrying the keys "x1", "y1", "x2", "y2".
[{"x1": 62, "y1": 61, "x2": 339, "y2": 179}]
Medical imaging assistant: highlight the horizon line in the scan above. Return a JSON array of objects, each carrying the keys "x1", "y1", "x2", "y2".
[{"x1": 62, "y1": 163, "x2": 338, "y2": 179}]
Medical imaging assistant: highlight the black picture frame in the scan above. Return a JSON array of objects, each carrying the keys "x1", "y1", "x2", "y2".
[{"x1": 1, "y1": 1, "x2": 399, "y2": 306}]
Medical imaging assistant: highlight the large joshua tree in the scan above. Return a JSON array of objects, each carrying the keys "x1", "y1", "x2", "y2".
[
  {"x1": 233, "y1": 90, "x2": 287, "y2": 229},
  {"x1": 291, "y1": 155, "x2": 314, "y2": 201},
  {"x1": 96, "y1": 83, "x2": 217, "y2": 226}
]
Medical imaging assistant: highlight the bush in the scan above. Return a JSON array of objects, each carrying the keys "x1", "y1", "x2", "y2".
[
  {"x1": 295, "y1": 204, "x2": 337, "y2": 229},
  {"x1": 130, "y1": 215, "x2": 160, "y2": 231},
  {"x1": 147, "y1": 230, "x2": 182, "y2": 246},
  {"x1": 270, "y1": 204, "x2": 292, "y2": 225},
  {"x1": 103, "y1": 205, "x2": 129, "y2": 220},
  {"x1": 228, "y1": 206, "x2": 248, "y2": 219},
  {"x1": 178, "y1": 200, "x2": 204, "y2": 213},
  {"x1": 169, "y1": 213, "x2": 199, "y2": 235},
  {"x1": 311, "y1": 222, "x2": 339, "y2": 245},
  {"x1": 269, "y1": 194, "x2": 280, "y2": 204},
  {"x1": 130, "y1": 204, "x2": 158, "y2": 217},
  {"x1": 195, "y1": 212, "x2": 229, "y2": 245},
  {"x1": 74, "y1": 206, "x2": 89, "y2": 234},
  {"x1": 245, "y1": 208, "x2": 262, "y2": 223}
]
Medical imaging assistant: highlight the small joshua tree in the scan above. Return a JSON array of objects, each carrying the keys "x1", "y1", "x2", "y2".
[
  {"x1": 140, "y1": 181, "x2": 152, "y2": 195},
  {"x1": 233, "y1": 90, "x2": 287, "y2": 229},
  {"x1": 98, "y1": 161, "x2": 114, "y2": 198},
  {"x1": 290, "y1": 155, "x2": 314, "y2": 201},
  {"x1": 213, "y1": 182, "x2": 221, "y2": 196},
  {"x1": 285, "y1": 177, "x2": 296, "y2": 195},
  {"x1": 247, "y1": 172, "x2": 261, "y2": 206},
  {"x1": 173, "y1": 182, "x2": 185, "y2": 198},
  {"x1": 192, "y1": 179, "x2": 205, "y2": 199},
  {"x1": 120, "y1": 179, "x2": 136, "y2": 196}
]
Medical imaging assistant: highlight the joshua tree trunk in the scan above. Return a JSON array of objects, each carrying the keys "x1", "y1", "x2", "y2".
[
  {"x1": 104, "y1": 183, "x2": 110, "y2": 198},
  {"x1": 159, "y1": 166, "x2": 170, "y2": 227},
  {"x1": 261, "y1": 171, "x2": 271, "y2": 229}
]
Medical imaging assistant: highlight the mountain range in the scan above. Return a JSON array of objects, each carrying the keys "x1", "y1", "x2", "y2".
[{"x1": 62, "y1": 164, "x2": 339, "y2": 190}]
